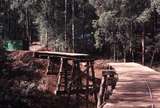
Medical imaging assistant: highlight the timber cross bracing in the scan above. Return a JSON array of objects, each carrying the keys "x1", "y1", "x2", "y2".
[{"x1": 34, "y1": 51, "x2": 98, "y2": 107}]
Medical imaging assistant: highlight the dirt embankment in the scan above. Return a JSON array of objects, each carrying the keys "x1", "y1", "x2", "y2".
[
  {"x1": 0, "y1": 50, "x2": 75, "y2": 108},
  {"x1": 0, "y1": 50, "x2": 114, "y2": 108}
]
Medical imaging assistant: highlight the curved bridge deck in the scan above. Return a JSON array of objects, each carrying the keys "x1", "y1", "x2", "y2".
[{"x1": 103, "y1": 63, "x2": 160, "y2": 108}]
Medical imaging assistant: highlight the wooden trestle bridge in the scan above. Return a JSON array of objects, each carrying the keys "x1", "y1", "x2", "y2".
[
  {"x1": 33, "y1": 51, "x2": 160, "y2": 108},
  {"x1": 34, "y1": 51, "x2": 118, "y2": 108}
]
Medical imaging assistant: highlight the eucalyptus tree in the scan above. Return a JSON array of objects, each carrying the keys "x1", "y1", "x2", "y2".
[
  {"x1": 0, "y1": 0, "x2": 15, "y2": 40},
  {"x1": 93, "y1": 0, "x2": 153, "y2": 62},
  {"x1": 10, "y1": 0, "x2": 40, "y2": 49},
  {"x1": 8, "y1": 0, "x2": 98, "y2": 52},
  {"x1": 135, "y1": 0, "x2": 160, "y2": 64}
]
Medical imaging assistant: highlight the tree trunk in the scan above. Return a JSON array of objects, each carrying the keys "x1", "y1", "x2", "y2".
[
  {"x1": 142, "y1": 31, "x2": 145, "y2": 65},
  {"x1": 150, "y1": 49, "x2": 156, "y2": 67},
  {"x1": 124, "y1": 51, "x2": 126, "y2": 63},
  {"x1": 24, "y1": 8, "x2": 30, "y2": 50},
  {"x1": 45, "y1": 0, "x2": 49, "y2": 49},
  {"x1": 64, "y1": 0, "x2": 67, "y2": 51},
  {"x1": 45, "y1": 31, "x2": 48, "y2": 48},
  {"x1": 130, "y1": 20, "x2": 133, "y2": 61},
  {"x1": 113, "y1": 44, "x2": 116, "y2": 62},
  {"x1": 54, "y1": 0, "x2": 58, "y2": 51},
  {"x1": 131, "y1": 50, "x2": 134, "y2": 62},
  {"x1": 123, "y1": 45, "x2": 126, "y2": 62},
  {"x1": 72, "y1": 0, "x2": 75, "y2": 53},
  {"x1": 116, "y1": 50, "x2": 119, "y2": 62}
]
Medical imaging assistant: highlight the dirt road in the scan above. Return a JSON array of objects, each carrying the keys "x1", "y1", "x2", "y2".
[{"x1": 103, "y1": 63, "x2": 160, "y2": 108}]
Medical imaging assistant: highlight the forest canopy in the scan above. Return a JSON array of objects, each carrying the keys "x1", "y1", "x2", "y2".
[{"x1": 0, "y1": 0, "x2": 160, "y2": 62}]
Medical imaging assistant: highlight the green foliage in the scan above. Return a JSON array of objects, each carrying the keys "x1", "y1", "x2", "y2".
[
  {"x1": 92, "y1": 0, "x2": 160, "y2": 61},
  {"x1": 1, "y1": 0, "x2": 160, "y2": 57},
  {"x1": 136, "y1": 9, "x2": 152, "y2": 23},
  {"x1": 7, "y1": 0, "x2": 98, "y2": 52},
  {"x1": 3, "y1": 40, "x2": 23, "y2": 51}
]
